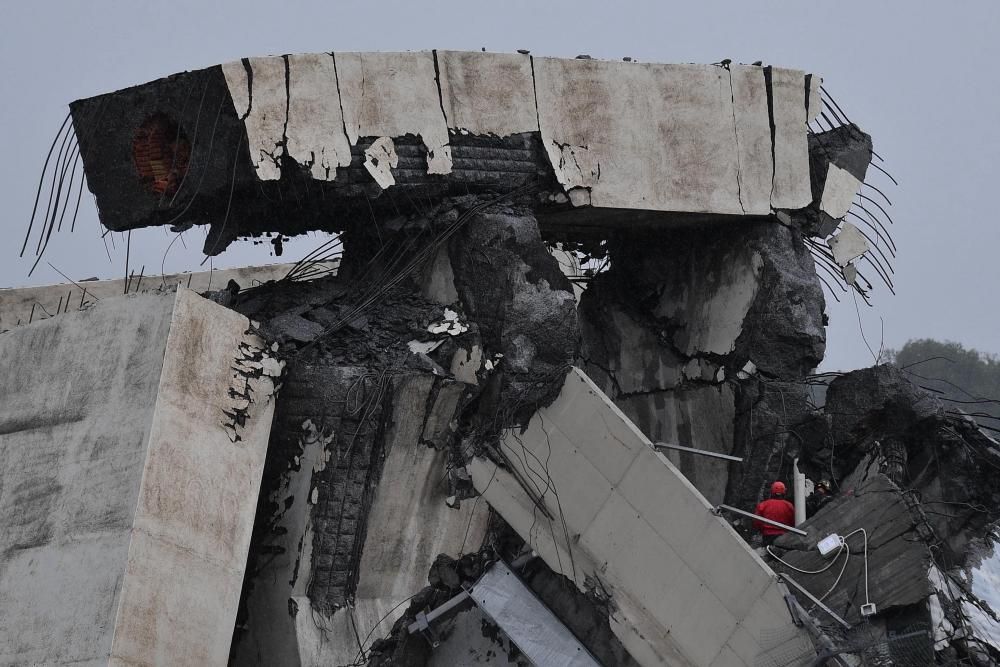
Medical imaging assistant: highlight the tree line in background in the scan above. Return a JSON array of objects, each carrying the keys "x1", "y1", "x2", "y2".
[{"x1": 886, "y1": 339, "x2": 1000, "y2": 433}]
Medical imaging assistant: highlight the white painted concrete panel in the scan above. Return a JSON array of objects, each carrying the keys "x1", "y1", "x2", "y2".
[
  {"x1": 504, "y1": 419, "x2": 616, "y2": 542},
  {"x1": 769, "y1": 67, "x2": 812, "y2": 209},
  {"x1": 221, "y1": 59, "x2": 250, "y2": 119},
  {"x1": 543, "y1": 370, "x2": 643, "y2": 485},
  {"x1": 670, "y1": 583, "x2": 739, "y2": 666},
  {"x1": 709, "y1": 646, "x2": 748, "y2": 667},
  {"x1": 0, "y1": 288, "x2": 276, "y2": 667},
  {"x1": 112, "y1": 288, "x2": 277, "y2": 665},
  {"x1": 807, "y1": 74, "x2": 823, "y2": 124},
  {"x1": 0, "y1": 292, "x2": 174, "y2": 666},
  {"x1": 828, "y1": 221, "x2": 869, "y2": 267},
  {"x1": 285, "y1": 53, "x2": 352, "y2": 180},
  {"x1": 820, "y1": 162, "x2": 862, "y2": 220},
  {"x1": 721, "y1": 626, "x2": 761, "y2": 666},
  {"x1": 335, "y1": 51, "x2": 452, "y2": 175},
  {"x1": 109, "y1": 531, "x2": 247, "y2": 667},
  {"x1": 437, "y1": 50, "x2": 538, "y2": 136},
  {"x1": 730, "y1": 65, "x2": 774, "y2": 215},
  {"x1": 242, "y1": 56, "x2": 288, "y2": 181},
  {"x1": 535, "y1": 58, "x2": 744, "y2": 214}
]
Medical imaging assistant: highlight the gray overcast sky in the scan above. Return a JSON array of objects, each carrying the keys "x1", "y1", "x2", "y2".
[{"x1": 2, "y1": 0, "x2": 998, "y2": 371}]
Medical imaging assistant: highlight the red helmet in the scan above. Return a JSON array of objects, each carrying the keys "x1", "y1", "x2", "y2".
[{"x1": 771, "y1": 481, "x2": 787, "y2": 496}]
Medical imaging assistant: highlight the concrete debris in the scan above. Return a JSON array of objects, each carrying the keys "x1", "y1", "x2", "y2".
[
  {"x1": 426, "y1": 307, "x2": 468, "y2": 335},
  {"x1": 820, "y1": 162, "x2": 863, "y2": 220},
  {"x1": 68, "y1": 51, "x2": 833, "y2": 251},
  {"x1": 364, "y1": 136, "x2": 399, "y2": 189},
  {"x1": 828, "y1": 221, "x2": 869, "y2": 267},
  {"x1": 14, "y1": 48, "x2": 984, "y2": 667}
]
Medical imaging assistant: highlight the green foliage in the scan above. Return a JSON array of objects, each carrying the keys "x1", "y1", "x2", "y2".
[{"x1": 886, "y1": 339, "x2": 1000, "y2": 429}]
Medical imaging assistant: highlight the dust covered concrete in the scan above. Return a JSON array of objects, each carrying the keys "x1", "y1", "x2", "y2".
[{"x1": 0, "y1": 288, "x2": 279, "y2": 666}]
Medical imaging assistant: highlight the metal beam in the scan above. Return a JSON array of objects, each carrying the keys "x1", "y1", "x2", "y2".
[{"x1": 654, "y1": 442, "x2": 744, "y2": 462}]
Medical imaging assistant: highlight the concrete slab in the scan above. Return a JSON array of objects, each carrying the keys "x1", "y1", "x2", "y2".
[
  {"x1": 534, "y1": 58, "x2": 750, "y2": 215},
  {"x1": 769, "y1": 67, "x2": 812, "y2": 210},
  {"x1": 473, "y1": 367, "x2": 815, "y2": 667},
  {"x1": 286, "y1": 53, "x2": 353, "y2": 180},
  {"x1": 241, "y1": 56, "x2": 288, "y2": 181},
  {"x1": 334, "y1": 51, "x2": 452, "y2": 174},
  {"x1": 730, "y1": 65, "x2": 775, "y2": 214},
  {"x1": 0, "y1": 288, "x2": 279, "y2": 666},
  {"x1": 828, "y1": 221, "x2": 869, "y2": 267},
  {"x1": 0, "y1": 261, "x2": 338, "y2": 332},
  {"x1": 819, "y1": 162, "x2": 862, "y2": 220},
  {"x1": 437, "y1": 51, "x2": 538, "y2": 136}
]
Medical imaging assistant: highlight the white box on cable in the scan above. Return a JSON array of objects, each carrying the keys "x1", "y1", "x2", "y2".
[{"x1": 817, "y1": 534, "x2": 842, "y2": 557}]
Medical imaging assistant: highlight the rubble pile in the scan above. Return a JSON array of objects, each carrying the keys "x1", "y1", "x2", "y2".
[{"x1": 4, "y1": 50, "x2": 998, "y2": 667}]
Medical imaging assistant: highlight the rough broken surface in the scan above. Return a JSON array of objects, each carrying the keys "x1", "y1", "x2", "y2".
[
  {"x1": 578, "y1": 219, "x2": 824, "y2": 502},
  {"x1": 448, "y1": 205, "x2": 579, "y2": 415},
  {"x1": 772, "y1": 474, "x2": 929, "y2": 625}
]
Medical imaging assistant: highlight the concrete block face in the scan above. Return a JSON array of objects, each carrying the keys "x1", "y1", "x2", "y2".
[
  {"x1": 0, "y1": 288, "x2": 278, "y2": 666},
  {"x1": 535, "y1": 58, "x2": 749, "y2": 214},
  {"x1": 437, "y1": 50, "x2": 538, "y2": 136},
  {"x1": 0, "y1": 292, "x2": 174, "y2": 666},
  {"x1": 769, "y1": 67, "x2": 812, "y2": 209},
  {"x1": 334, "y1": 51, "x2": 452, "y2": 174}
]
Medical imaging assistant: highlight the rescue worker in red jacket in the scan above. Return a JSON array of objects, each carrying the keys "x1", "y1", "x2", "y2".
[{"x1": 753, "y1": 481, "x2": 796, "y2": 547}]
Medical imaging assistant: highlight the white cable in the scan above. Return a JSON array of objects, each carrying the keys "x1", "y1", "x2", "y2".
[
  {"x1": 768, "y1": 528, "x2": 872, "y2": 610},
  {"x1": 844, "y1": 528, "x2": 871, "y2": 605},
  {"x1": 818, "y1": 545, "x2": 851, "y2": 602},
  {"x1": 766, "y1": 543, "x2": 845, "y2": 574}
]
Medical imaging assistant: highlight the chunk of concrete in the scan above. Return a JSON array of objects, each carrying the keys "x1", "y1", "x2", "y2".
[
  {"x1": 819, "y1": 162, "x2": 862, "y2": 220},
  {"x1": 0, "y1": 287, "x2": 277, "y2": 666},
  {"x1": 363, "y1": 136, "x2": 399, "y2": 189},
  {"x1": 828, "y1": 221, "x2": 869, "y2": 267}
]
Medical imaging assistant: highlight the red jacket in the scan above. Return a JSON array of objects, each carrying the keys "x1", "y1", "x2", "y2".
[{"x1": 753, "y1": 498, "x2": 796, "y2": 536}]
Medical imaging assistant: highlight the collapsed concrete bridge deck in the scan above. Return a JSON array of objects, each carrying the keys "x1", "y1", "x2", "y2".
[
  {"x1": 7, "y1": 46, "x2": 995, "y2": 667},
  {"x1": 66, "y1": 51, "x2": 864, "y2": 257}
]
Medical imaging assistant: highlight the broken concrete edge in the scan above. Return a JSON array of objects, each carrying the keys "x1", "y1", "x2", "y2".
[
  {"x1": 0, "y1": 261, "x2": 339, "y2": 333},
  {"x1": 232, "y1": 53, "x2": 819, "y2": 216},
  {"x1": 69, "y1": 52, "x2": 831, "y2": 225}
]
